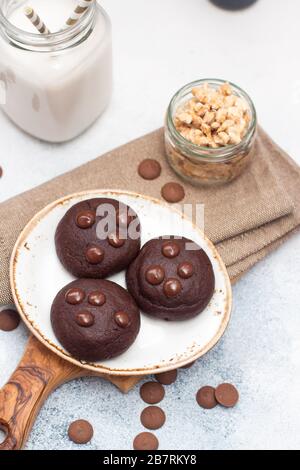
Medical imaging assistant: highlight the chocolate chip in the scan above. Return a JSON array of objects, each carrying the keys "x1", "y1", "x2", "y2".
[
  {"x1": 163, "y1": 278, "x2": 182, "y2": 297},
  {"x1": 161, "y1": 182, "x2": 185, "y2": 203},
  {"x1": 76, "y1": 210, "x2": 96, "y2": 229},
  {"x1": 75, "y1": 311, "x2": 95, "y2": 328},
  {"x1": 85, "y1": 245, "x2": 104, "y2": 264},
  {"x1": 177, "y1": 262, "x2": 194, "y2": 279},
  {"x1": 65, "y1": 288, "x2": 85, "y2": 305},
  {"x1": 181, "y1": 361, "x2": 195, "y2": 369},
  {"x1": 114, "y1": 311, "x2": 130, "y2": 328},
  {"x1": 140, "y1": 406, "x2": 166, "y2": 430},
  {"x1": 161, "y1": 241, "x2": 180, "y2": 258},
  {"x1": 68, "y1": 420, "x2": 93, "y2": 444},
  {"x1": 0, "y1": 309, "x2": 20, "y2": 332},
  {"x1": 196, "y1": 386, "x2": 218, "y2": 409},
  {"x1": 133, "y1": 432, "x2": 159, "y2": 450},
  {"x1": 108, "y1": 233, "x2": 125, "y2": 248},
  {"x1": 88, "y1": 291, "x2": 106, "y2": 306},
  {"x1": 215, "y1": 383, "x2": 239, "y2": 408},
  {"x1": 155, "y1": 369, "x2": 178, "y2": 385},
  {"x1": 145, "y1": 265, "x2": 165, "y2": 285},
  {"x1": 0, "y1": 166, "x2": 3, "y2": 178},
  {"x1": 138, "y1": 159, "x2": 162, "y2": 180},
  {"x1": 140, "y1": 382, "x2": 165, "y2": 404}
]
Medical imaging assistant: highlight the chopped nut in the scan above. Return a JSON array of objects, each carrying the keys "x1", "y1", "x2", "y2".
[
  {"x1": 208, "y1": 138, "x2": 219, "y2": 149},
  {"x1": 227, "y1": 127, "x2": 242, "y2": 145},
  {"x1": 201, "y1": 122, "x2": 212, "y2": 138},
  {"x1": 177, "y1": 112, "x2": 193, "y2": 125},
  {"x1": 218, "y1": 119, "x2": 235, "y2": 132},
  {"x1": 174, "y1": 82, "x2": 251, "y2": 148},
  {"x1": 211, "y1": 121, "x2": 220, "y2": 130},
  {"x1": 218, "y1": 132, "x2": 230, "y2": 145},
  {"x1": 220, "y1": 82, "x2": 232, "y2": 96},
  {"x1": 224, "y1": 95, "x2": 236, "y2": 107},
  {"x1": 214, "y1": 134, "x2": 224, "y2": 145},
  {"x1": 227, "y1": 106, "x2": 242, "y2": 121},
  {"x1": 191, "y1": 114, "x2": 203, "y2": 128},
  {"x1": 203, "y1": 111, "x2": 215, "y2": 125},
  {"x1": 195, "y1": 103, "x2": 210, "y2": 117},
  {"x1": 216, "y1": 108, "x2": 227, "y2": 124},
  {"x1": 198, "y1": 136, "x2": 210, "y2": 146}
]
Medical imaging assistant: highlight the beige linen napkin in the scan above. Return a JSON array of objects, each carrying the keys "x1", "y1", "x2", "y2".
[{"x1": 0, "y1": 126, "x2": 299, "y2": 305}]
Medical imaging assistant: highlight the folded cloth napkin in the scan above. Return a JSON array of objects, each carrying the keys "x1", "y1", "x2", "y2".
[{"x1": 0, "y1": 126, "x2": 299, "y2": 305}]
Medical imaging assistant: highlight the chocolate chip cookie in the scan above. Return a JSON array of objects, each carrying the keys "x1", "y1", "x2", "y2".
[
  {"x1": 126, "y1": 236, "x2": 215, "y2": 320},
  {"x1": 55, "y1": 198, "x2": 141, "y2": 278},
  {"x1": 51, "y1": 279, "x2": 140, "y2": 362}
]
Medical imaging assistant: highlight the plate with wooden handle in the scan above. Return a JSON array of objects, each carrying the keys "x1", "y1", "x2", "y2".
[{"x1": 0, "y1": 189, "x2": 232, "y2": 449}]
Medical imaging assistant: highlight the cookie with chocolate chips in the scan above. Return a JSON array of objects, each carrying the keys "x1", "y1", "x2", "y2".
[
  {"x1": 55, "y1": 198, "x2": 141, "y2": 278},
  {"x1": 51, "y1": 279, "x2": 140, "y2": 362},
  {"x1": 126, "y1": 236, "x2": 215, "y2": 321}
]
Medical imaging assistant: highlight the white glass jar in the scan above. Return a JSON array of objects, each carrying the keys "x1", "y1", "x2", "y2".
[{"x1": 0, "y1": 0, "x2": 112, "y2": 142}]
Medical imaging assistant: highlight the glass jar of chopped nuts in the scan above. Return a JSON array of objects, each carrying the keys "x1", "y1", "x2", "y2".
[{"x1": 165, "y1": 79, "x2": 257, "y2": 186}]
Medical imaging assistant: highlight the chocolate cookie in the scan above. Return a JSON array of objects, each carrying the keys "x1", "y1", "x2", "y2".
[
  {"x1": 126, "y1": 236, "x2": 215, "y2": 321},
  {"x1": 55, "y1": 198, "x2": 141, "y2": 278},
  {"x1": 51, "y1": 279, "x2": 140, "y2": 362}
]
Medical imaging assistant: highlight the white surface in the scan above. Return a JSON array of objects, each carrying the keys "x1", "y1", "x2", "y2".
[
  {"x1": 12, "y1": 190, "x2": 230, "y2": 373},
  {"x1": 0, "y1": 0, "x2": 299, "y2": 450}
]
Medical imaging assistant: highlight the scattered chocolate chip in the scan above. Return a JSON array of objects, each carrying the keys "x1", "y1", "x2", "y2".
[
  {"x1": 140, "y1": 406, "x2": 166, "y2": 430},
  {"x1": 68, "y1": 419, "x2": 93, "y2": 444},
  {"x1": 161, "y1": 241, "x2": 180, "y2": 258},
  {"x1": 155, "y1": 369, "x2": 178, "y2": 385},
  {"x1": 215, "y1": 383, "x2": 239, "y2": 408},
  {"x1": 88, "y1": 291, "x2": 106, "y2": 306},
  {"x1": 116, "y1": 209, "x2": 134, "y2": 228},
  {"x1": 0, "y1": 166, "x2": 3, "y2": 178},
  {"x1": 161, "y1": 182, "x2": 185, "y2": 203},
  {"x1": 181, "y1": 361, "x2": 195, "y2": 369},
  {"x1": 177, "y1": 261, "x2": 194, "y2": 279},
  {"x1": 76, "y1": 210, "x2": 96, "y2": 229},
  {"x1": 108, "y1": 232, "x2": 125, "y2": 248},
  {"x1": 196, "y1": 386, "x2": 218, "y2": 409},
  {"x1": 140, "y1": 381, "x2": 165, "y2": 404},
  {"x1": 133, "y1": 431, "x2": 159, "y2": 450},
  {"x1": 0, "y1": 309, "x2": 20, "y2": 332},
  {"x1": 114, "y1": 311, "x2": 130, "y2": 328},
  {"x1": 145, "y1": 265, "x2": 165, "y2": 285},
  {"x1": 163, "y1": 278, "x2": 182, "y2": 297},
  {"x1": 138, "y1": 159, "x2": 162, "y2": 180},
  {"x1": 75, "y1": 311, "x2": 95, "y2": 328},
  {"x1": 85, "y1": 245, "x2": 104, "y2": 264},
  {"x1": 65, "y1": 288, "x2": 85, "y2": 305}
]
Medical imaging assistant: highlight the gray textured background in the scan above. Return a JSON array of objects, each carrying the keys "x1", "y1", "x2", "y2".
[{"x1": 1, "y1": 0, "x2": 300, "y2": 450}]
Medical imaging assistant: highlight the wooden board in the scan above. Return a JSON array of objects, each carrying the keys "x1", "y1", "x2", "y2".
[{"x1": 0, "y1": 336, "x2": 141, "y2": 450}]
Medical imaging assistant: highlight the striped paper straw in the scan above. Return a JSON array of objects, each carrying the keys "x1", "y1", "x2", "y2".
[
  {"x1": 24, "y1": 7, "x2": 50, "y2": 34},
  {"x1": 65, "y1": 0, "x2": 94, "y2": 27}
]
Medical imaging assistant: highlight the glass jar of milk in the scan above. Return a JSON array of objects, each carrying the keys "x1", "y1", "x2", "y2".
[{"x1": 0, "y1": 0, "x2": 112, "y2": 142}]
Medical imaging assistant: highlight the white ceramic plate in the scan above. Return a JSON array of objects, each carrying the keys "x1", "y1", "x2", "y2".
[{"x1": 10, "y1": 190, "x2": 232, "y2": 376}]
